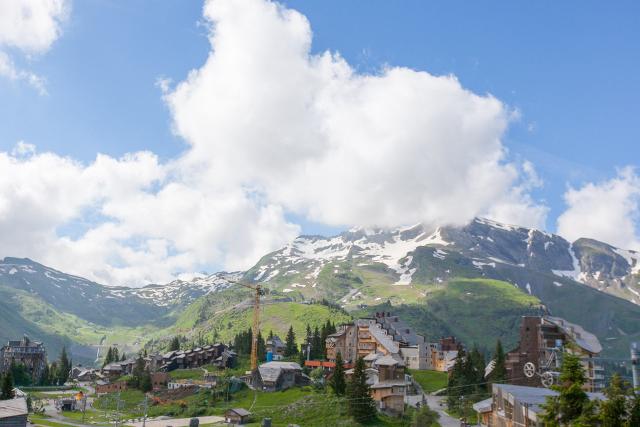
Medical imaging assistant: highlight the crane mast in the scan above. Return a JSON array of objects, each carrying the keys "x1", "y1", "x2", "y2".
[{"x1": 228, "y1": 279, "x2": 263, "y2": 372}]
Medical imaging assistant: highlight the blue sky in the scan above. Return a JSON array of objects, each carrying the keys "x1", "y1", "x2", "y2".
[{"x1": 0, "y1": 0, "x2": 639, "y2": 284}]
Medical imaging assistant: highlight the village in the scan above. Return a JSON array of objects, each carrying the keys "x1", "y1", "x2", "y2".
[{"x1": 2, "y1": 310, "x2": 636, "y2": 427}]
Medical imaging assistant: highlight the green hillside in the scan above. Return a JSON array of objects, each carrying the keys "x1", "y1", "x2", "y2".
[
  {"x1": 356, "y1": 278, "x2": 543, "y2": 352},
  {"x1": 172, "y1": 295, "x2": 351, "y2": 344}
]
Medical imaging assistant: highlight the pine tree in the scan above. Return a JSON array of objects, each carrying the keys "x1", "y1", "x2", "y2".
[
  {"x1": 329, "y1": 352, "x2": 346, "y2": 396},
  {"x1": 57, "y1": 346, "x2": 71, "y2": 385},
  {"x1": 48, "y1": 362, "x2": 58, "y2": 386},
  {"x1": 140, "y1": 368, "x2": 152, "y2": 393},
  {"x1": 257, "y1": 331, "x2": 266, "y2": 362},
  {"x1": 130, "y1": 356, "x2": 146, "y2": 389},
  {"x1": 599, "y1": 373, "x2": 630, "y2": 426},
  {"x1": 39, "y1": 363, "x2": 50, "y2": 386},
  {"x1": 103, "y1": 347, "x2": 113, "y2": 367},
  {"x1": 285, "y1": 326, "x2": 298, "y2": 357},
  {"x1": 121, "y1": 352, "x2": 127, "y2": 361},
  {"x1": 541, "y1": 352, "x2": 589, "y2": 425},
  {"x1": 169, "y1": 336, "x2": 181, "y2": 351},
  {"x1": 312, "y1": 326, "x2": 322, "y2": 359},
  {"x1": 1, "y1": 371, "x2": 14, "y2": 400},
  {"x1": 629, "y1": 393, "x2": 640, "y2": 426},
  {"x1": 112, "y1": 347, "x2": 119, "y2": 362},
  {"x1": 346, "y1": 357, "x2": 376, "y2": 423},
  {"x1": 489, "y1": 339, "x2": 507, "y2": 385}
]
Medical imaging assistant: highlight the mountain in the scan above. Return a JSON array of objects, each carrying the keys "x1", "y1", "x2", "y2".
[
  {"x1": 2, "y1": 217, "x2": 640, "y2": 361},
  {"x1": 241, "y1": 218, "x2": 640, "y2": 355},
  {"x1": 0, "y1": 257, "x2": 240, "y2": 363}
]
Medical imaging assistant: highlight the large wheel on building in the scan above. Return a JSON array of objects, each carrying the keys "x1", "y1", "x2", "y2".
[
  {"x1": 541, "y1": 371, "x2": 555, "y2": 388},
  {"x1": 523, "y1": 362, "x2": 536, "y2": 378}
]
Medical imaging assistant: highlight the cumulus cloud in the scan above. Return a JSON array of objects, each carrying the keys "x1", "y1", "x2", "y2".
[
  {"x1": 0, "y1": 0, "x2": 547, "y2": 285},
  {"x1": 0, "y1": 146, "x2": 299, "y2": 286},
  {"x1": 166, "y1": 0, "x2": 544, "y2": 229},
  {"x1": 0, "y1": 0, "x2": 69, "y2": 92},
  {"x1": 557, "y1": 168, "x2": 640, "y2": 250}
]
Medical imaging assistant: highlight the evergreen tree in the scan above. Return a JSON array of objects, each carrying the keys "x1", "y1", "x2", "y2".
[
  {"x1": 329, "y1": 352, "x2": 346, "y2": 396},
  {"x1": 285, "y1": 326, "x2": 298, "y2": 357},
  {"x1": 112, "y1": 347, "x2": 119, "y2": 362},
  {"x1": 48, "y1": 362, "x2": 58, "y2": 386},
  {"x1": 103, "y1": 347, "x2": 113, "y2": 367},
  {"x1": 39, "y1": 363, "x2": 50, "y2": 386},
  {"x1": 489, "y1": 339, "x2": 507, "y2": 385},
  {"x1": 10, "y1": 361, "x2": 31, "y2": 386},
  {"x1": 312, "y1": 326, "x2": 322, "y2": 359},
  {"x1": 140, "y1": 368, "x2": 152, "y2": 393},
  {"x1": 541, "y1": 352, "x2": 589, "y2": 425},
  {"x1": 268, "y1": 330, "x2": 273, "y2": 339},
  {"x1": 130, "y1": 356, "x2": 146, "y2": 389},
  {"x1": 57, "y1": 346, "x2": 71, "y2": 385},
  {"x1": 446, "y1": 348, "x2": 467, "y2": 412},
  {"x1": 169, "y1": 336, "x2": 181, "y2": 351},
  {"x1": 599, "y1": 373, "x2": 629, "y2": 426},
  {"x1": 629, "y1": 393, "x2": 640, "y2": 426},
  {"x1": 1, "y1": 372, "x2": 14, "y2": 400},
  {"x1": 121, "y1": 352, "x2": 127, "y2": 361},
  {"x1": 257, "y1": 331, "x2": 266, "y2": 362},
  {"x1": 346, "y1": 357, "x2": 376, "y2": 423}
]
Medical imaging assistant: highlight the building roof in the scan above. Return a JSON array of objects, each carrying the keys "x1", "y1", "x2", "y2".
[
  {"x1": 0, "y1": 398, "x2": 28, "y2": 419},
  {"x1": 258, "y1": 361, "x2": 302, "y2": 383},
  {"x1": 374, "y1": 355, "x2": 404, "y2": 367},
  {"x1": 368, "y1": 323, "x2": 399, "y2": 354},
  {"x1": 545, "y1": 316, "x2": 602, "y2": 354},
  {"x1": 472, "y1": 397, "x2": 492, "y2": 413},
  {"x1": 370, "y1": 380, "x2": 408, "y2": 389},
  {"x1": 226, "y1": 408, "x2": 251, "y2": 416},
  {"x1": 493, "y1": 383, "x2": 605, "y2": 415},
  {"x1": 363, "y1": 352, "x2": 382, "y2": 362}
]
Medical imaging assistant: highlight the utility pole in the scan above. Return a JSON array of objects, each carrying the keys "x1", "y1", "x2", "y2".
[
  {"x1": 114, "y1": 392, "x2": 122, "y2": 427},
  {"x1": 81, "y1": 396, "x2": 87, "y2": 424},
  {"x1": 631, "y1": 342, "x2": 639, "y2": 393}
]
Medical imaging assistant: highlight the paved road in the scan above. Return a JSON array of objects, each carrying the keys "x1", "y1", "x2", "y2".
[{"x1": 424, "y1": 394, "x2": 462, "y2": 427}]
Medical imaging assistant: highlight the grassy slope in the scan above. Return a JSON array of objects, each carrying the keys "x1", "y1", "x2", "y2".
[
  {"x1": 410, "y1": 370, "x2": 448, "y2": 393},
  {"x1": 0, "y1": 284, "x2": 170, "y2": 364},
  {"x1": 172, "y1": 299, "x2": 352, "y2": 344},
  {"x1": 357, "y1": 278, "x2": 542, "y2": 352}
]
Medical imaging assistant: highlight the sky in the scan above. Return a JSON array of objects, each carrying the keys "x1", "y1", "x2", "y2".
[{"x1": 0, "y1": 0, "x2": 638, "y2": 286}]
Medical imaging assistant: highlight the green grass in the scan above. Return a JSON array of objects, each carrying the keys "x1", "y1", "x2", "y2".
[
  {"x1": 357, "y1": 278, "x2": 543, "y2": 351},
  {"x1": 410, "y1": 370, "x2": 448, "y2": 393},
  {"x1": 173, "y1": 301, "x2": 351, "y2": 346},
  {"x1": 169, "y1": 369, "x2": 205, "y2": 380}
]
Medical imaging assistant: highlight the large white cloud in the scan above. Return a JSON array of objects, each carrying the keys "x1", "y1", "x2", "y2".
[
  {"x1": 0, "y1": 0, "x2": 548, "y2": 286},
  {"x1": 557, "y1": 168, "x2": 640, "y2": 250},
  {"x1": 166, "y1": 0, "x2": 544, "y2": 229},
  {"x1": 0, "y1": 0, "x2": 69, "y2": 93}
]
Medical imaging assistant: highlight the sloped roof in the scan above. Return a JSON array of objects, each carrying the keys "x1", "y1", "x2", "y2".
[
  {"x1": 544, "y1": 316, "x2": 602, "y2": 354},
  {"x1": 258, "y1": 361, "x2": 302, "y2": 383},
  {"x1": 0, "y1": 398, "x2": 28, "y2": 419},
  {"x1": 472, "y1": 397, "x2": 492, "y2": 413},
  {"x1": 227, "y1": 408, "x2": 251, "y2": 416},
  {"x1": 374, "y1": 354, "x2": 404, "y2": 367}
]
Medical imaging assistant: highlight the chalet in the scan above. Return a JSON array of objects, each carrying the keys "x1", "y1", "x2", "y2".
[
  {"x1": 0, "y1": 397, "x2": 28, "y2": 427},
  {"x1": 95, "y1": 380, "x2": 128, "y2": 394},
  {"x1": 253, "y1": 362, "x2": 309, "y2": 392},
  {"x1": 224, "y1": 408, "x2": 251, "y2": 425},
  {"x1": 69, "y1": 367, "x2": 102, "y2": 382},
  {"x1": 159, "y1": 344, "x2": 234, "y2": 372}
]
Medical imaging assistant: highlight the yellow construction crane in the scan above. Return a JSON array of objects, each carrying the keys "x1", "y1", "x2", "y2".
[{"x1": 227, "y1": 279, "x2": 265, "y2": 371}]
